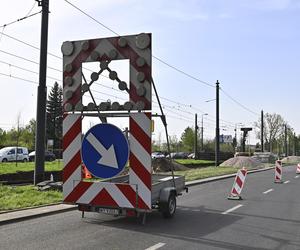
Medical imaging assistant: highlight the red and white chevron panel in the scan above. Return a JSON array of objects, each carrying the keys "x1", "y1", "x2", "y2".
[
  {"x1": 296, "y1": 163, "x2": 300, "y2": 174},
  {"x1": 275, "y1": 160, "x2": 282, "y2": 182},
  {"x1": 62, "y1": 113, "x2": 150, "y2": 209},
  {"x1": 129, "y1": 112, "x2": 152, "y2": 209},
  {"x1": 230, "y1": 168, "x2": 247, "y2": 197},
  {"x1": 62, "y1": 33, "x2": 152, "y2": 112}
]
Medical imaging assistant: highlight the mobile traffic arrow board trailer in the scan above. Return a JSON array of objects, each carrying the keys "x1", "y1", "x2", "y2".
[{"x1": 62, "y1": 33, "x2": 187, "y2": 222}]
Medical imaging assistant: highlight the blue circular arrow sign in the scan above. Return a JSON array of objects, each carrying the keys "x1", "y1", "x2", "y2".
[{"x1": 81, "y1": 123, "x2": 129, "y2": 179}]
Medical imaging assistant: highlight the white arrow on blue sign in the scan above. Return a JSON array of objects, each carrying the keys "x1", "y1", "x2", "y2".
[{"x1": 81, "y1": 123, "x2": 129, "y2": 179}]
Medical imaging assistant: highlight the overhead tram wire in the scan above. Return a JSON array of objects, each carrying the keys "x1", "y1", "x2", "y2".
[
  {"x1": 0, "y1": 11, "x2": 41, "y2": 29},
  {"x1": 0, "y1": 60, "x2": 60, "y2": 82},
  {"x1": 220, "y1": 88, "x2": 260, "y2": 116}
]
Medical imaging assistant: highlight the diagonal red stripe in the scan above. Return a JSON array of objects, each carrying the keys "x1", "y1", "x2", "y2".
[
  {"x1": 276, "y1": 167, "x2": 282, "y2": 175},
  {"x1": 64, "y1": 181, "x2": 92, "y2": 203},
  {"x1": 129, "y1": 153, "x2": 151, "y2": 190},
  {"x1": 63, "y1": 118, "x2": 81, "y2": 151},
  {"x1": 236, "y1": 176, "x2": 243, "y2": 189},
  {"x1": 107, "y1": 36, "x2": 151, "y2": 79},
  {"x1": 63, "y1": 85, "x2": 81, "y2": 106},
  {"x1": 231, "y1": 187, "x2": 239, "y2": 195},
  {"x1": 63, "y1": 39, "x2": 101, "y2": 80},
  {"x1": 130, "y1": 118, "x2": 151, "y2": 154},
  {"x1": 116, "y1": 184, "x2": 137, "y2": 208},
  {"x1": 90, "y1": 188, "x2": 118, "y2": 207},
  {"x1": 63, "y1": 151, "x2": 81, "y2": 182}
]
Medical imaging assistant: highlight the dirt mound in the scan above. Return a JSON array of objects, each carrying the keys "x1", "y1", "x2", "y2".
[
  {"x1": 281, "y1": 156, "x2": 300, "y2": 164},
  {"x1": 152, "y1": 158, "x2": 189, "y2": 172},
  {"x1": 220, "y1": 156, "x2": 264, "y2": 169}
]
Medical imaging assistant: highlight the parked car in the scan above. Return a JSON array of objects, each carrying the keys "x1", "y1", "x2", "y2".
[
  {"x1": 188, "y1": 153, "x2": 195, "y2": 159},
  {"x1": 0, "y1": 147, "x2": 29, "y2": 162},
  {"x1": 151, "y1": 152, "x2": 165, "y2": 159},
  {"x1": 29, "y1": 150, "x2": 56, "y2": 162},
  {"x1": 168, "y1": 152, "x2": 189, "y2": 159}
]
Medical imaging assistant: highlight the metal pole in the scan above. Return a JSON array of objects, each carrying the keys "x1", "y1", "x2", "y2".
[
  {"x1": 261, "y1": 110, "x2": 264, "y2": 152},
  {"x1": 284, "y1": 124, "x2": 288, "y2": 157},
  {"x1": 215, "y1": 80, "x2": 220, "y2": 167},
  {"x1": 293, "y1": 132, "x2": 296, "y2": 156},
  {"x1": 201, "y1": 115, "x2": 204, "y2": 151},
  {"x1": 194, "y1": 114, "x2": 198, "y2": 159},
  {"x1": 34, "y1": 0, "x2": 49, "y2": 185}
]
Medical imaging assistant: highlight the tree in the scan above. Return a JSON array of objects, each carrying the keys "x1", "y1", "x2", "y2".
[
  {"x1": 180, "y1": 127, "x2": 196, "y2": 152},
  {"x1": 46, "y1": 82, "x2": 63, "y2": 157},
  {"x1": 255, "y1": 113, "x2": 285, "y2": 152}
]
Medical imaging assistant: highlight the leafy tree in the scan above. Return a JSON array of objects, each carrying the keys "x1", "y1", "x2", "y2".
[
  {"x1": 46, "y1": 82, "x2": 63, "y2": 157},
  {"x1": 255, "y1": 113, "x2": 285, "y2": 152},
  {"x1": 180, "y1": 127, "x2": 196, "y2": 152},
  {"x1": 0, "y1": 128, "x2": 7, "y2": 147}
]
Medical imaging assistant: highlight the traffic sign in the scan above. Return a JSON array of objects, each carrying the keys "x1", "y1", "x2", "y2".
[{"x1": 81, "y1": 123, "x2": 129, "y2": 179}]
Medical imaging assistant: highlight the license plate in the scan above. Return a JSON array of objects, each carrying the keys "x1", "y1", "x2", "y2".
[{"x1": 98, "y1": 208, "x2": 119, "y2": 215}]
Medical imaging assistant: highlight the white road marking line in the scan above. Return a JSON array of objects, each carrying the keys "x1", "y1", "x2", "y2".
[
  {"x1": 180, "y1": 208, "x2": 189, "y2": 211},
  {"x1": 284, "y1": 180, "x2": 290, "y2": 184},
  {"x1": 222, "y1": 204, "x2": 243, "y2": 215},
  {"x1": 295, "y1": 176, "x2": 299, "y2": 179},
  {"x1": 145, "y1": 243, "x2": 166, "y2": 250},
  {"x1": 263, "y1": 189, "x2": 273, "y2": 194},
  {"x1": 191, "y1": 209, "x2": 201, "y2": 212}
]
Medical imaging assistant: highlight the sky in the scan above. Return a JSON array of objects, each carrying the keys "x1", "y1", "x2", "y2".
[{"x1": 0, "y1": 0, "x2": 299, "y2": 145}]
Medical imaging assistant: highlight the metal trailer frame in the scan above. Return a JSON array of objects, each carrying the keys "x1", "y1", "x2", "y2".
[{"x1": 62, "y1": 33, "x2": 186, "y2": 221}]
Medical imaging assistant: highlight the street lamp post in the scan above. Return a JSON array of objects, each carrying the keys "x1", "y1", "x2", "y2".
[{"x1": 201, "y1": 113, "x2": 208, "y2": 151}]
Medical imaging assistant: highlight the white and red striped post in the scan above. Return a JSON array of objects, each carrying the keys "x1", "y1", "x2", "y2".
[
  {"x1": 274, "y1": 160, "x2": 283, "y2": 183},
  {"x1": 62, "y1": 34, "x2": 153, "y2": 212},
  {"x1": 296, "y1": 163, "x2": 300, "y2": 174},
  {"x1": 228, "y1": 168, "x2": 247, "y2": 200}
]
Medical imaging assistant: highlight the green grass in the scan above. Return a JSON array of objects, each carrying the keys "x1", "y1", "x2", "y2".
[
  {"x1": 0, "y1": 161, "x2": 63, "y2": 175},
  {"x1": 174, "y1": 166, "x2": 237, "y2": 182},
  {"x1": 175, "y1": 159, "x2": 215, "y2": 165},
  {"x1": 0, "y1": 185, "x2": 62, "y2": 211}
]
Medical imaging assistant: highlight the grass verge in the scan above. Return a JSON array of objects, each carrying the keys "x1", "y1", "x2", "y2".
[
  {"x1": 174, "y1": 166, "x2": 237, "y2": 182},
  {"x1": 0, "y1": 161, "x2": 63, "y2": 175},
  {"x1": 0, "y1": 185, "x2": 62, "y2": 211},
  {"x1": 174, "y1": 159, "x2": 215, "y2": 165}
]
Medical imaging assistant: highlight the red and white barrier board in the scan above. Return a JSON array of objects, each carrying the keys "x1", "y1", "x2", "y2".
[
  {"x1": 228, "y1": 168, "x2": 247, "y2": 200},
  {"x1": 296, "y1": 163, "x2": 300, "y2": 174},
  {"x1": 62, "y1": 34, "x2": 152, "y2": 211},
  {"x1": 274, "y1": 160, "x2": 283, "y2": 183}
]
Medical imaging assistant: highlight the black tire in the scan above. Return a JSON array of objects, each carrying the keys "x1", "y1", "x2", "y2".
[
  {"x1": 162, "y1": 194, "x2": 176, "y2": 218},
  {"x1": 2, "y1": 158, "x2": 7, "y2": 162},
  {"x1": 23, "y1": 158, "x2": 28, "y2": 163}
]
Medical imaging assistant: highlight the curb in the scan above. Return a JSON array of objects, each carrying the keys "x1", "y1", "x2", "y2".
[
  {"x1": 0, "y1": 204, "x2": 77, "y2": 226},
  {"x1": 0, "y1": 166, "x2": 275, "y2": 225}
]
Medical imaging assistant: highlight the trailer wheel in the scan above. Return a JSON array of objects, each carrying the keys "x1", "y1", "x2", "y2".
[{"x1": 162, "y1": 194, "x2": 176, "y2": 218}]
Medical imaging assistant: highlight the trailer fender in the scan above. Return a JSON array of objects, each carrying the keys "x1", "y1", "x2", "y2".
[{"x1": 159, "y1": 187, "x2": 177, "y2": 204}]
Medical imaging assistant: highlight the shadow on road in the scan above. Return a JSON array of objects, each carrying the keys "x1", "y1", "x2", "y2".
[{"x1": 83, "y1": 207, "x2": 267, "y2": 250}]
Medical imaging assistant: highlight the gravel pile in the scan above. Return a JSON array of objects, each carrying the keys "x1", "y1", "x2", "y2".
[
  {"x1": 281, "y1": 156, "x2": 300, "y2": 164},
  {"x1": 152, "y1": 158, "x2": 189, "y2": 172},
  {"x1": 220, "y1": 156, "x2": 264, "y2": 169}
]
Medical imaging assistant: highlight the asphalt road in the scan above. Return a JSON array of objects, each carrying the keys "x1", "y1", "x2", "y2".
[{"x1": 1, "y1": 165, "x2": 300, "y2": 250}]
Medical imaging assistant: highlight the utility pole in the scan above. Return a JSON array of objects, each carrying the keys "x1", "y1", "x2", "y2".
[
  {"x1": 34, "y1": 0, "x2": 49, "y2": 185},
  {"x1": 215, "y1": 80, "x2": 220, "y2": 167},
  {"x1": 261, "y1": 110, "x2": 264, "y2": 152},
  {"x1": 194, "y1": 114, "x2": 198, "y2": 159},
  {"x1": 201, "y1": 113, "x2": 208, "y2": 151},
  {"x1": 293, "y1": 132, "x2": 296, "y2": 156},
  {"x1": 284, "y1": 124, "x2": 288, "y2": 157}
]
